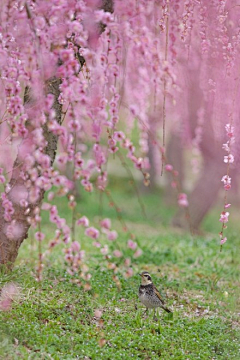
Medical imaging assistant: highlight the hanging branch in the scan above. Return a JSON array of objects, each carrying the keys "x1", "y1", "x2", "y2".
[{"x1": 161, "y1": 0, "x2": 169, "y2": 176}]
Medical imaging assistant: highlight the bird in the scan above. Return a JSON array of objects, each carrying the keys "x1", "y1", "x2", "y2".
[{"x1": 138, "y1": 271, "x2": 172, "y2": 320}]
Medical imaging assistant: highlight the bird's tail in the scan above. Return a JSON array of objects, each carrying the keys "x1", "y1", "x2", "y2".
[{"x1": 162, "y1": 306, "x2": 172, "y2": 313}]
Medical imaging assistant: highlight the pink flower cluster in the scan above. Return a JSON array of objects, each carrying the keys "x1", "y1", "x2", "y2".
[
  {"x1": 1, "y1": 192, "x2": 14, "y2": 222},
  {"x1": 100, "y1": 218, "x2": 118, "y2": 241},
  {"x1": 64, "y1": 241, "x2": 85, "y2": 275},
  {"x1": 34, "y1": 232, "x2": 45, "y2": 242},
  {"x1": 85, "y1": 227, "x2": 99, "y2": 240},
  {"x1": 222, "y1": 124, "x2": 235, "y2": 167},
  {"x1": 0, "y1": 283, "x2": 20, "y2": 311},
  {"x1": 219, "y1": 122, "x2": 235, "y2": 246},
  {"x1": 41, "y1": 204, "x2": 71, "y2": 243},
  {"x1": 219, "y1": 212, "x2": 229, "y2": 224},
  {"x1": 221, "y1": 175, "x2": 231, "y2": 191}
]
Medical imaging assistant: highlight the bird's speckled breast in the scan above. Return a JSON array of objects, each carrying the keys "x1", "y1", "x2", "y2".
[{"x1": 139, "y1": 284, "x2": 161, "y2": 309}]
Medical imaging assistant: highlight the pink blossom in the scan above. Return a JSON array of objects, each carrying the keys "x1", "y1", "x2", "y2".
[
  {"x1": 220, "y1": 237, "x2": 227, "y2": 245},
  {"x1": 34, "y1": 232, "x2": 45, "y2": 241},
  {"x1": 47, "y1": 192, "x2": 55, "y2": 201},
  {"x1": 0, "y1": 298, "x2": 12, "y2": 311},
  {"x1": 224, "y1": 154, "x2": 234, "y2": 164},
  {"x1": 127, "y1": 240, "x2": 137, "y2": 250},
  {"x1": 129, "y1": 104, "x2": 139, "y2": 116},
  {"x1": 1, "y1": 193, "x2": 14, "y2": 221},
  {"x1": 53, "y1": 175, "x2": 64, "y2": 187},
  {"x1": 125, "y1": 258, "x2": 131, "y2": 266},
  {"x1": 222, "y1": 143, "x2": 230, "y2": 152},
  {"x1": 65, "y1": 253, "x2": 73, "y2": 262},
  {"x1": 108, "y1": 138, "x2": 117, "y2": 147},
  {"x1": 1, "y1": 283, "x2": 19, "y2": 300},
  {"x1": 85, "y1": 227, "x2": 99, "y2": 239},
  {"x1": 178, "y1": 193, "x2": 189, "y2": 207},
  {"x1": 224, "y1": 203, "x2": 231, "y2": 209},
  {"x1": 219, "y1": 212, "x2": 229, "y2": 223},
  {"x1": 93, "y1": 144, "x2": 106, "y2": 168},
  {"x1": 165, "y1": 164, "x2": 173, "y2": 172},
  {"x1": 42, "y1": 202, "x2": 51, "y2": 211},
  {"x1": 100, "y1": 245, "x2": 108, "y2": 255},
  {"x1": 75, "y1": 152, "x2": 84, "y2": 168},
  {"x1": 125, "y1": 268, "x2": 134, "y2": 278},
  {"x1": 56, "y1": 153, "x2": 68, "y2": 166},
  {"x1": 49, "y1": 239, "x2": 58, "y2": 248},
  {"x1": 133, "y1": 249, "x2": 143, "y2": 258},
  {"x1": 108, "y1": 262, "x2": 117, "y2": 270},
  {"x1": 5, "y1": 221, "x2": 25, "y2": 241},
  {"x1": 221, "y1": 175, "x2": 231, "y2": 185},
  {"x1": 77, "y1": 250, "x2": 85, "y2": 261},
  {"x1": 76, "y1": 216, "x2": 89, "y2": 227},
  {"x1": 68, "y1": 196, "x2": 76, "y2": 209},
  {"x1": 113, "y1": 250, "x2": 122, "y2": 258},
  {"x1": 113, "y1": 131, "x2": 125, "y2": 141},
  {"x1": 45, "y1": 93, "x2": 54, "y2": 109},
  {"x1": 93, "y1": 241, "x2": 101, "y2": 248},
  {"x1": 97, "y1": 172, "x2": 107, "y2": 191},
  {"x1": 81, "y1": 180, "x2": 93, "y2": 192},
  {"x1": 71, "y1": 241, "x2": 80, "y2": 252},
  {"x1": 29, "y1": 186, "x2": 40, "y2": 203},
  {"x1": 107, "y1": 230, "x2": 118, "y2": 241},
  {"x1": 108, "y1": 145, "x2": 119, "y2": 154},
  {"x1": 20, "y1": 199, "x2": 28, "y2": 208},
  {"x1": 100, "y1": 218, "x2": 111, "y2": 229},
  {"x1": 225, "y1": 124, "x2": 234, "y2": 138},
  {"x1": 8, "y1": 185, "x2": 28, "y2": 205},
  {"x1": 0, "y1": 283, "x2": 20, "y2": 311},
  {"x1": 68, "y1": 120, "x2": 81, "y2": 132}
]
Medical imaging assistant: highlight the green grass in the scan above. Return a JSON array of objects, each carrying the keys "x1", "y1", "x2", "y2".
[{"x1": 0, "y1": 178, "x2": 239, "y2": 359}]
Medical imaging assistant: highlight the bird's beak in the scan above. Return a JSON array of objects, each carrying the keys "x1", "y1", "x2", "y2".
[{"x1": 138, "y1": 273, "x2": 142, "y2": 276}]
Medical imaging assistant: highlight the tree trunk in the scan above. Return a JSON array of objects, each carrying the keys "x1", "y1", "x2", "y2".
[
  {"x1": 171, "y1": 63, "x2": 224, "y2": 231},
  {"x1": 172, "y1": 158, "x2": 224, "y2": 231},
  {"x1": 0, "y1": 78, "x2": 62, "y2": 268}
]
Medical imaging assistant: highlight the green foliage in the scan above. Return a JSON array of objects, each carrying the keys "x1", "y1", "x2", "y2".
[{"x1": 0, "y1": 181, "x2": 239, "y2": 359}]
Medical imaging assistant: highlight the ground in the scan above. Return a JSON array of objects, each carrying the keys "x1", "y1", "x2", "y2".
[{"x1": 0, "y1": 179, "x2": 239, "y2": 359}]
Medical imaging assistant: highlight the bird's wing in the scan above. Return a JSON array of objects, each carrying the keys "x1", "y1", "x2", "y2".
[{"x1": 153, "y1": 285, "x2": 165, "y2": 304}]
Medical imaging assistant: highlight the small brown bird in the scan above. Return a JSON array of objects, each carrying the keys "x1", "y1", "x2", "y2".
[{"x1": 139, "y1": 271, "x2": 172, "y2": 320}]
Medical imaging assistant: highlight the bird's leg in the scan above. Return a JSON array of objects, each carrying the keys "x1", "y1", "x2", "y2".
[
  {"x1": 145, "y1": 307, "x2": 148, "y2": 315},
  {"x1": 153, "y1": 309, "x2": 158, "y2": 321}
]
